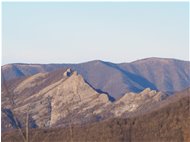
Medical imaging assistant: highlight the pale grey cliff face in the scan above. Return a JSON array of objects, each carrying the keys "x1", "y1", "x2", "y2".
[
  {"x1": 2, "y1": 58, "x2": 190, "y2": 99},
  {"x1": 2, "y1": 69, "x2": 171, "y2": 131},
  {"x1": 2, "y1": 69, "x2": 111, "y2": 130},
  {"x1": 112, "y1": 88, "x2": 168, "y2": 116}
]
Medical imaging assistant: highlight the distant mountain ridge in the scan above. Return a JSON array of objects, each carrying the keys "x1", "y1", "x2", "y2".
[{"x1": 2, "y1": 57, "x2": 190, "y2": 99}]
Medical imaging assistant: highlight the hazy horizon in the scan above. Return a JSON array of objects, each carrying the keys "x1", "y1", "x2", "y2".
[
  {"x1": 2, "y1": 56, "x2": 190, "y2": 66},
  {"x1": 2, "y1": 2, "x2": 189, "y2": 65}
]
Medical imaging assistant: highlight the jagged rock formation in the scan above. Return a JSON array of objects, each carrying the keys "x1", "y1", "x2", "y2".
[
  {"x1": 2, "y1": 68, "x2": 170, "y2": 131},
  {"x1": 2, "y1": 69, "x2": 111, "y2": 131},
  {"x1": 112, "y1": 88, "x2": 167, "y2": 116}
]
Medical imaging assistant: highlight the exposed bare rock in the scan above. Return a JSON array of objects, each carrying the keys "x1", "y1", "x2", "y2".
[
  {"x1": 63, "y1": 68, "x2": 72, "y2": 77},
  {"x1": 2, "y1": 69, "x2": 111, "y2": 130},
  {"x1": 111, "y1": 88, "x2": 168, "y2": 116},
  {"x1": 4, "y1": 69, "x2": 170, "y2": 130},
  {"x1": 48, "y1": 72, "x2": 110, "y2": 126}
]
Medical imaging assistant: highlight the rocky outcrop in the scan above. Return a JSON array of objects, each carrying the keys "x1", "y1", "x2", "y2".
[
  {"x1": 2, "y1": 69, "x2": 111, "y2": 130},
  {"x1": 110, "y1": 88, "x2": 168, "y2": 116},
  {"x1": 2, "y1": 68, "x2": 171, "y2": 132}
]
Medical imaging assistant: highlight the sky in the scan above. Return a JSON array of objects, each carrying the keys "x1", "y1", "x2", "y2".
[{"x1": 2, "y1": 2, "x2": 189, "y2": 64}]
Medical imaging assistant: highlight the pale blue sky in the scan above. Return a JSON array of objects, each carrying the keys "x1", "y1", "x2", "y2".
[{"x1": 2, "y1": 2, "x2": 189, "y2": 64}]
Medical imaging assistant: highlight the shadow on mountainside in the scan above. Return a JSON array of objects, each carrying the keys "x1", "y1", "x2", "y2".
[
  {"x1": 84, "y1": 79, "x2": 116, "y2": 102},
  {"x1": 102, "y1": 61, "x2": 158, "y2": 92}
]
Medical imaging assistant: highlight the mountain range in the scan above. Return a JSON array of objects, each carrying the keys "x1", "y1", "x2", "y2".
[
  {"x1": 2, "y1": 57, "x2": 190, "y2": 99},
  {"x1": 1, "y1": 57, "x2": 190, "y2": 142}
]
